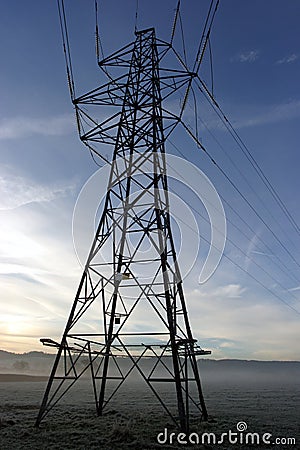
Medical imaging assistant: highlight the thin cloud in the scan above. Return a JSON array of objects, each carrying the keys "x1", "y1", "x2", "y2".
[
  {"x1": 288, "y1": 286, "x2": 300, "y2": 292},
  {"x1": 194, "y1": 283, "x2": 246, "y2": 299},
  {"x1": 191, "y1": 96, "x2": 300, "y2": 133},
  {"x1": 233, "y1": 99, "x2": 300, "y2": 129},
  {"x1": 0, "y1": 173, "x2": 77, "y2": 210},
  {"x1": 244, "y1": 233, "x2": 260, "y2": 272},
  {"x1": 276, "y1": 53, "x2": 299, "y2": 64},
  {"x1": 231, "y1": 49, "x2": 259, "y2": 63},
  {"x1": 0, "y1": 272, "x2": 43, "y2": 284},
  {"x1": 214, "y1": 283, "x2": 246, "y2": 298},
  {"x1": 0, "y1": 114, "x2": 75, "y2": 140},
  {"x1": 251, "y1": 251, "x2": 274, "y2": 257},
  {"x1": 189, "y1": 287, "x2": 300, "y2": 360}
]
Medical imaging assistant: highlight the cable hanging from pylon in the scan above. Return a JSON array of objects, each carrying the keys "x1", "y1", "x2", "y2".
[
  {"x1": 95, "y1": 0, "x2": 105, "y2": 63},
  {"x1": 170, "y1": 0, "x2": 181, "y2": 46},
  {"x1": 57, "y1": 0, "x2": 76, "y2": 101},
  {"x1": 134, "y1": 0, "x2": 139, "y2": 34},
  {"x1": 193, "y1": 0, "x2": 219, "y2": 75}
]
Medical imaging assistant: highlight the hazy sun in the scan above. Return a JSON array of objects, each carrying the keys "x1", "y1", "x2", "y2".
[{"x1": 3, "y1": 315, "x2": 27, "y2": 335}]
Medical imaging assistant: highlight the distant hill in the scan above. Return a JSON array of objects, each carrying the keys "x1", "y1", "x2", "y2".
[
  {"x1": 0, "y1": 349, "x2": 299, "y2": 383},
  {"x1": 0, "y1": 373, "x2": 48, "y2": 382},
  {"x1": 0, "y1": 349, "x2": 54, "y2": 358},
  {"x1": 0, "y1": 349, "x2": 15, "y2": 357},
  {"x1": 198, "y1": 358, "x2": 300, "y2": 384},
  {"x1": 0, "y1": 349, "x2": 55, "y2": 375}
]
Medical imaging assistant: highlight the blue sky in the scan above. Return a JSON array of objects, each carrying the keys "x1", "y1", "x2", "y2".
[{"x1": 0, "y1": 0, "x2": 299, "y2": 359}]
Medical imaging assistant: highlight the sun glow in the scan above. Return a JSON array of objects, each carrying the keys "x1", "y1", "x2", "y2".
[
  {"x1": 2, "y1": 314, "x2": 28, "y2": 335},
  {"x1": 0, "y1": 228, "x2": 43, "y2": 261}
]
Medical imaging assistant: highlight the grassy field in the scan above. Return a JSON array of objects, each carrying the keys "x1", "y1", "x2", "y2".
[{"x1": 0, "y1": 363, "x2": 299, "y2": 449}]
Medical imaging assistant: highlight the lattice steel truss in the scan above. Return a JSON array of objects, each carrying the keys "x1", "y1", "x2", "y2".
[{"x1": 36, "y1": 28, "x2": 210, "y2": 432}]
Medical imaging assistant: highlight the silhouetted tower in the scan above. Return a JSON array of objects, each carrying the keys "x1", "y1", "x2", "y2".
[{"x1": 36, "y1": 27, "x2": 210, "y2": 432}]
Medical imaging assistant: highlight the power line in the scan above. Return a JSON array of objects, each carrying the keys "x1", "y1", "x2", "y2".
[
  {"x1": 134, "y1": 0, "x2": 139, "y2": 34},
  {"x1": 167, "y1": 142, "x2": 300, "y2": 315},
  {"x1": 57, "y1": 0, "x2": 75, "y2": 100},
  {"x1": 168, "y1": 138, "x2": 300, "y2": 287},
  {"x1": 196, "y1": 77, "x2": 300, "y2": 237},
  {"x1": 194, "y1": 79, "x2": 299, "y2": 253},
  {"x1": 168, "y1": 0, "x2": 299, "y2": 256},
  {"x1": 170, "y1": 0, "x2": 181, "y2": 46},
  {"x1": 178, "y1": 10, "x2": 187, "y2": 67},
  {"x1": 172, "y1": 186, "x2": 300, "y2": 316},
  {"x1": 95, "y1": 0, "x2": 102, "y2": 62},
  {"x1": 221, "y1": 196, "x2": 300, "y2": 285},
  {"x1": 208, "y1": 37, "x2": 214, "y2": 97},
  {"x1": 179, "y1": 114, "x2": 300, "y2": 273},
  {"x1": 192, "y1": 0, "x2": 220, "y2": 76},
  {"x1": 184, "y1": 97, "x2": 300, "y2": 285},
  {"x1": 174, "y1": 0, "x2": 219, "y2": 123},
  {"x1": 193, "y1": 78, "x2": 300, "y2": 258}
]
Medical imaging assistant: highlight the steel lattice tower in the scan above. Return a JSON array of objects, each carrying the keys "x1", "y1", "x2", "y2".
[{"x1": 36, "y1": 27, "x2": 210, "y2": 432}]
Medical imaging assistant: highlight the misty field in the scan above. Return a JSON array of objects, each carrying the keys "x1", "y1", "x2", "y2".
[{"x1": 1, "y1": 362, "x2": 299, "y2": 449}]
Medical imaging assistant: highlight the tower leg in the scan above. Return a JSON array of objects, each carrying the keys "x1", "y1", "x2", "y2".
[
  {"x1": 35, "y1": 344, "x2": 64, "y2": 427},
  {"x1": 98, "y1": 297, "x2": 117, "y2": 415},
  {"x1": 178, "y1": 282, "x2": 209, "y2": 421}
]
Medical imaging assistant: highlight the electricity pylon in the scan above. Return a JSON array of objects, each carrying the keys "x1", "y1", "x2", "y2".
[{"x1": 36, "y1": 27, "x2": 210, "y2": 432}]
